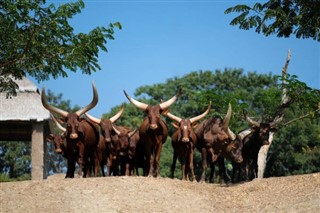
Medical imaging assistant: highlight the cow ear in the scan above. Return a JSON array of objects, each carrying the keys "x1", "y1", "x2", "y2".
[
  {"x1": 192, "y1": 123, "x2": 198, "y2": 129},
  {"x1": 171, "y1": 122, "x2": 179, "y2": 129},
  {"x1": 270, "y1": 127, "x2": 278, "y2": 133}
]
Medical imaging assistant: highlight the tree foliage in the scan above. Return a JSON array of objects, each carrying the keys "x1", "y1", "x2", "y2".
[
  {"x1": 225, "y1": 0, "x2": 320, "y2": 41},
  {"x1": 0, "y1": 0, "x2": 121, "y2": 97}
]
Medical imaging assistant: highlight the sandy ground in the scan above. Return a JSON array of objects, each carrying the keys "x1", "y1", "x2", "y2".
[{"x1": 1, "y1": 172, "x2": 320, "y2": 213}]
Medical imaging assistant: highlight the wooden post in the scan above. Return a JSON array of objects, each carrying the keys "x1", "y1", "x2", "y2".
[{"x1": 31, "y1": 122, "x2": 47, "y2": 180}]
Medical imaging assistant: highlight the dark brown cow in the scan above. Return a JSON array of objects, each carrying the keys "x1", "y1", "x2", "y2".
[
  {"x1": 42, "y1": 82, "x2": 100, "y2": 178},
  {"x1": 123, "y1": 90, "x2": 181, "y2": 177},
  {"x1": 232, "y1": 115, "x2": 283, "y2": 181},
  {"x1": 112, "y1": 126, "x2": 138, "y2": 176},
  {"x1": 85, "y1": 105, "x2": 124, "y2": 176},
  {"x1": 194, "y1": 103, "x2": 237, "y2": 182},
  {"x1": 208, "y1": 128, "x2": 252, "y2": 183},
  {"x1": 164, "y1": 102, "x2": 211, "y2": 181},
  {"x1": 47, "y1": 114, "x2": 67, "y2": 155}
]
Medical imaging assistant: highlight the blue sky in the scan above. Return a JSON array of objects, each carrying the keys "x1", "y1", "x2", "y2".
[{"x1": 33, "y1": 0, "x2": 320, "y2": 118}]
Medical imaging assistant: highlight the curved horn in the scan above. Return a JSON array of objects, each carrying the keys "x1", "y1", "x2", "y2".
[
  {"x1": 227, "y1": 128, "x2": 236, "y2": 141},
  {"x1": 270, "y1": 114, "x2": 284, "y2": 128},
  {"x1": 112, "y1": 125, "x2": 121, "y2": 135},
  {"x1": 164, "y1": 111, "x2": 182, "y2": 123},
  {"x1": 42, "y1": 88, "x2": 68, "y2": 118},
  {"x1": 128, "y1": 128, "x2": 138, "y2": 138},
  {"x1": 109, "y1": 103, "x2": 125, "y2": 123},
  {"x1": 75, "y1": 81, "x2": 99, "y2": 116},
  {"x1": 245, "y1": 115, "x2": 260, "y2": 127},
  {"x1": 50, "y1": 114, "x2": 66, "y2": 132},
  {"x1": 123, "y1": 90, "x2": 148, "y2": 110},
  {"x1": 159, "y1": 90, "x2": 181, "y2": 110},
  {"x1": 85, "y1": 112, "x2": 101, "y2": 124},
  {"x1": 189, "y1": 101, "x2": 211, "y2": 124},
  {"x1": 223, "y1": 103, "x2": 232, "y2": 132},
  {"x1": 237, "y1": 128, "x2": 252, "y2": 141},
  {"x1": 223, "y1": 103, "x2": 236, "y2": 140}
]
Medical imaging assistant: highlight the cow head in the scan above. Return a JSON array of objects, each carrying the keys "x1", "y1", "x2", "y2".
[
  {"x1": 112, "y1": 126, "x2": 138, "y2": 157},
  {"x1": 123, "y1": 90, "x2": 181, "y2": 130},
  {"x1": 42, "y1": 82, "x2": 98, "y2": 139},
  {"x1": 164, "y1": 102, "x2": 211, "y2": 143},
  {"x1": 47, "y1": 133, "x2": 66, "y2": 154},
  {"x1": 245, "y1": 114, "x2": 283, "y2": 145},
  {"x1": 85, "y1": 104, "x2": 124, "y2": 143}
]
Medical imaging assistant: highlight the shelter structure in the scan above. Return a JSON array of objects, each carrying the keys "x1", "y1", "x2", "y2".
[{"x1": 0, "y1": 77, "x2": 51, "y2": 180}]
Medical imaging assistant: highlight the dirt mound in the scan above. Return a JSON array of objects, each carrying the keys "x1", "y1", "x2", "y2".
[{"x1": 1, "y1": 173, "x2": 320, "y2": 212}]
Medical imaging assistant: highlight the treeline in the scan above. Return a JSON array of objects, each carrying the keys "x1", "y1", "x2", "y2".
[{"x1": 0, "y1": 68, "x2": 319, "y2": 181}]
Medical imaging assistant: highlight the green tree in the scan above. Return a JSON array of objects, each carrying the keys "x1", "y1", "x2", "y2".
[
  {"x1": 0, "y1": 0, "x2": 121, "y2": 97},
  {"x1": 225, "y1": 0, "x2": 320, "y2": 41},
  {"x1": 0, "y1": 141, "x2": 31, "y2": 180}
]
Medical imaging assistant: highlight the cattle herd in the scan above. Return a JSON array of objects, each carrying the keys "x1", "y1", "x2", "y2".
[{"x1": 44, "y1": 82, "x2": 283, "y2": 183}]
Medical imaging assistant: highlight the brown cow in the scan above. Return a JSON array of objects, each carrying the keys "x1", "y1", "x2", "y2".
[
  {"x1": 112, "y1": 125, "x2": 138, "y2": 176},
  {"x1": 47, "y1": 114, "x2": 67, "y2": 155},
  {"x1": 194, "y1": 103, "x2": 237, "y2": 182},
  {"x1": 232, "y1": 115, "x2": 283, "y2": 182},
  {"x1": 164, "y1": 102, "x2": 211, "y2": 181},
  {"x1": 208, "y1": 128, "x2": 252, "y2": 183},
  {"x1": 123, "y1": 90, "x2": 181, "y2": 177},
  {"x1": 42, "y1": 82, "x2": 100, "y2": 178},
  {"x1": 85, "y1": 105, "x2": 125, "y2": 176}
]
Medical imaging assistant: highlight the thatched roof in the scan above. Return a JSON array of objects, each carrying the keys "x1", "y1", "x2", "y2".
[{"x1": 0, "y1": 77, "x2": 50, "y2": 121}]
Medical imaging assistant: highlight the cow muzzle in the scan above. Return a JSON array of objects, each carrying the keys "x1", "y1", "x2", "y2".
[
  {"x1": 150, "y1": 124, "x2": 158, "y2": 130},
  {"x1": 69, "y1": 133, "x2": 78, "y2": 139},
  {"x1": 182, "y1": 137, "x2": 190, "y2": 143},
  {"x1": 55, "y1": 148, "x2": 63, "y2": 154}
]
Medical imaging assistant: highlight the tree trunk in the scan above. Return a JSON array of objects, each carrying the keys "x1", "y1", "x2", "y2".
[
  {"x1": 257, "y1": 132, "x2": 274, "y2": 178},
  {"x1": 257, "y1": 50, "x2": 290, "y2": 178}
]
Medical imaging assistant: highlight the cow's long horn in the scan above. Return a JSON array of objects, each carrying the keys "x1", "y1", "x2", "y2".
[
  {"x1": 110, "y1": 104, "x2": 125, "y2": 123},
  {"x1": 76, "y1": 81, "x2": 98, "y2": 116},
  {"x1": 112, "y1": 125, "x2": 121, "y2": 135},
  {"x1": 42, "y1": 88, "x2": 68, "y2": 118},
  {"x1": 159, "y1": 90, "x2": 181, "y2": 110},
  {"x1": 165, "y1": 111, "x2": 182, "y2": 123},
  {"x1": 270, "y1": 114, "x2": 284, "y2": 128},
  {"x1": 128, "y1": 129, "x2": 138, "y2": 138},
  {"x1": 85, "y1": 112, "x2": 101, "y2": 124},
  {"x1": 223, "y1": 103, "x2": 236, "y2": 141},
  {"x1": 123, "y1": 90, "x2": 148, "y2": 110},
  {"x1": 223, "y1": 103, "x2": 232, "y2": 131},
  {"x1": 245, "y1": 115, "x2": 260, "y2": 127},
  {"x1": 50, "y1": 114, "x2": 66, "y2": 132},
  {"x1": 189, "y1": 101, "x2": 211, "y2": 124},
  {"x1": 237, "y1": 128, "x2": 252, "y2": 141}
]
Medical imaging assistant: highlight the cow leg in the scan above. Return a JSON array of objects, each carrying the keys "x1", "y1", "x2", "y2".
[
  {"x1": 154, "y1": 143, "x2": 163, "y2": 178},
  {"x1": 218, "y1": 157, "x2": 230, "y2": 184},
  {"x1": 209, "y1": 162, "x2": 215, "y2": 183},
  {"x1": 199, "y1": 147, "x2": 208, "y2": 182},
  {"x1": 189, "y1": 147, "x2": 196, "y2": 182},
  {"x1": 66, "y1": 158, "x2": 76, "y2": 178},
  {"x1": 77, "y1": 142, "x2": 85, "y2": 178},
  {"x1": 170, "y1": 148, "x2": 178, "y2": 179}
]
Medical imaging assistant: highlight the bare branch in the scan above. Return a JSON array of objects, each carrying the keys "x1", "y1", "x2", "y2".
[{"x1": 282, "y1": 108, "x2": 320, "y2": 127}]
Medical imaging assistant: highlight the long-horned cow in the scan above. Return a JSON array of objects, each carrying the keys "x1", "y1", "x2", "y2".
[
  {"x1": 123, "y1": 90, "x2": 181, "y2": 177},
  {"x1": 194, "y1": 103, "x2": 238, "y2": 182},
  {"x1": 164, "y1": 102, "x2": 211, "y2": 181},
  {"x1": 41, "y1": 82, "x2": 100, "y2": 178},
  {"x1": 85, "y1": 105, "x2": 125, "y2": 176},
  {"x1": 111, "y1": 126, "x2": 138, "y2": 176},
  {"x1": 233, "y1": 114, "x2": 283, "y2": 181}
]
